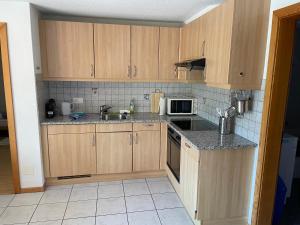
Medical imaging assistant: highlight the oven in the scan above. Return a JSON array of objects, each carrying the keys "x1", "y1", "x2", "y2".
[{"x1": 167, "y1": 126, "x2": 181, "y2": 182}]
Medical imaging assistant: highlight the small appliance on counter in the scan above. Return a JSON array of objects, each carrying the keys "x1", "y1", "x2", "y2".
[
  {"x1": 45, "y1": 99, "x2": 57, "y2": 118},
  {"x1": 151, "y1": 91, "x2": 164, "y2": 113},
  {"x1": 61, "y1": 102, "x2": 72, "y2": 116},
  {"x1": 159, "y1": 97, "x2": 167, "y2": 116},
  {"x1": 167, "y1": 96, "x2": 195, "y2": 115}
]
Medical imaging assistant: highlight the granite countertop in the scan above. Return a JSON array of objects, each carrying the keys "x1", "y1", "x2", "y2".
[{"x1": 41, "y1": 113, "x2": 257, "y2": 151}]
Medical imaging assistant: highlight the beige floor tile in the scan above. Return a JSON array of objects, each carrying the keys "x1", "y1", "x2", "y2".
[
  {"x1": 98, "y1": 181, "x2": 122, "y2": 186},
  {"x1": 10, "y1": 192, "x2": 44, "y2": 206},
  {"x1": 152, "y1": 193, "x2": 183, "y2": 209},
  {"x1": 63, "y1": 217, "x2": 95, "y2": 225},
  {"x1": 46, "y1": 185, "x2": 73, "y2": 190},
  {"x1": 125, "y1": 195, "x2": 155, "y2": 212},
  {"x1": 97, "y1": 197, "x2": 126, "y2": 216},
  {"x1": 96, "y1": 214, "x2": 128, "y2": 225},
  {"x1": 158, "y1": 208, "x2": 194, "y2": 225},
  {"x1": 147, "y1": 181, "x2": 174, "y2": 194},
  {"x1": 0, "y1": 205, "x2": 36, "y2": 224},
  {"x1": 64, "y1": 200, "x2": 96, "y2": 219},
  {"x1": 31, "y1": 203, "x2": 67, "y2": 222},
  {"x1": 98, "y1": 184, "x2": 124, "y2": 198},
  {"x1": 69, "y1": 187, "x2": 97, "y2": 201},
  {"x1": 128, "y1": 211, "x2": 161, "y2": 225},
  {"x1": 146, "y1": 177, "x2": 169, "y2": 183},
  {"x1": 0, "y1": 195, "x2": 14, "y2": 207},
  {"x1": 29, "y1": 220, "x2": 62, "y2": 225},
  {"x1": 123, "y1": 183, "x2": 150, "y2": 196},
  {"x1": 122, "y1": 179, "x2": 145, "y2": 184},
  {"x1": 40, "y1": 189, "x2": 71, "y2": 204},
  {"x1": 73, "y1": 182, "x2": 98, "y2": 189}
]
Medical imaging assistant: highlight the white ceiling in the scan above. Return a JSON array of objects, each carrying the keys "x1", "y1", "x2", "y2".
[{"x1": 13, "y1": 0, "x2": 223, "y2": 22}]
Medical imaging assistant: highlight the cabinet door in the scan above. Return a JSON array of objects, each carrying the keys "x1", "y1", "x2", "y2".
[
  {"x1": 48, "y1": 133, "x2": 96, "y2": 177},
  {"x1": 131, "y1": 26, "x2": 159, "y2": 80},
  {"x1": 94, "y1": 24, "x2": 131, "y2": 80},
  {"x1": 180, "y1": 140, "x2": 199, "y2": 220},
  {"x1": 133, "y1": 131, "x2": 160, "y2": 171},
  {"x1": 40, "y1": 20, "x2": 94, "y2": 80},
  {"x1": 97, "y1": 132, "x2": 133, "y2": 174},
  {"x1": 159, "y1": 27, "x2": 179, "y2": 81},
  {"x1": 204, "y1": 1, "x2": 234, "y2": 86}
]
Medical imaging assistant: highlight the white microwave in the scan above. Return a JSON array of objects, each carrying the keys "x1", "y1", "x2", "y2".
[{"x1": 167, "y1": 97, "x2": 195, "y2": 115}]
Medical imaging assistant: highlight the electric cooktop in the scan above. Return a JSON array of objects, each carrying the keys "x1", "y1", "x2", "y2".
[{"x1": 170, "y1": 119, "x2": 218, "y2": 131}]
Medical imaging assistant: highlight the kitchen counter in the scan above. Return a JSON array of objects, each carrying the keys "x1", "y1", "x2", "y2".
[{"x1": 41, "y1": 113, "x2": 256, "y2": 150}]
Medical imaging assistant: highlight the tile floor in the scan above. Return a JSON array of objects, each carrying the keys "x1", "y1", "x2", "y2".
[{"x1": 0, "y1": 177, "x2": 194, "y2": 225}]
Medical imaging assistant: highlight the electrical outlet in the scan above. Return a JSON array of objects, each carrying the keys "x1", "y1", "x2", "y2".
[{"x1": 73, "y1": 98, "x2": 84, "y2": 104}]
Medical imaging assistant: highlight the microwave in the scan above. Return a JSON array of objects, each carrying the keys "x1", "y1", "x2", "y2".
[{"x1": 167, "y1": 97, "x2": 194, "y2": 115}]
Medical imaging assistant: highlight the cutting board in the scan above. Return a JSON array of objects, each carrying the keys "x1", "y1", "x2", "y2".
[{"x1": 151, "y1": 92, "x2": 164, "y2": 113}]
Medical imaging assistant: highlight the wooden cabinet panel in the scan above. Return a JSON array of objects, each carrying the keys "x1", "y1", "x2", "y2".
[
  {"x1": 40, "y1": 20, "x2": 94, "y2": 80},
  {"x1": 133, "y1": 123, "x2": 160, "y2": 131},
  {"x1": 159, "y1": 27, "x2": 179, "y2": 81},
  {"x1": 48, "y1": 133, "x2": 96, "y2": 177},
  {"x1": 96, "y1": 123, "x2": 132, "y2": 133},
  {"x1": 97, "y1": 132, "x2": 132, "y2": 174},
  {"x1": 131, "y1": 26, "x2": 159, "y2": 80},
  {"x1": 94, "y1": 24, "x2": 131, "y2": 80},
  {"x1": 48, "y1": 124, "x2": 95, "y2": 134},
  {"x1": 160, "y1": 123, "x2": 168, "y2": 170},
  {"x1": 133, "y1": 130, "x2": 160, "y2": 171},
  {"x1": 180, "y1": 139, "x2": 200, "y2": 221}
]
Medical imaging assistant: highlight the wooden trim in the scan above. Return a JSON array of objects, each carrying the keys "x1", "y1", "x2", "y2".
[
  {"x1": 46, "y1": 170, "x2": 166, "y2": 186},
  {"x1": 252, "y1": 4, "x2": 300, "y2": 225},
  {"x1": 21, "y1": 184, "x2": 45, "y2": 193},
  {"x1": 202, "y1": 217, "x2": 248, "y2": 225},
  {"x1": 0, "y1": 23, "x2": 21, "y2": 193}
]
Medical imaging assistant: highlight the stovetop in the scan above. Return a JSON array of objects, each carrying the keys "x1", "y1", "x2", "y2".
[{"x1": 170, "y1": 119, "x2": 218, "y2": 131}]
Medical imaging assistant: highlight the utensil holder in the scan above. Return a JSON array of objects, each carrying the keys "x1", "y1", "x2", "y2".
[{"x1": 219, "y1": 116, "x2": 234, "y2": 135}]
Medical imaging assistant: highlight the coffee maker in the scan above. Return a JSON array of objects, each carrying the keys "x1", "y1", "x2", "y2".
[{"x1": 45, "y1": 99, "x2": 57, "y2": 118}]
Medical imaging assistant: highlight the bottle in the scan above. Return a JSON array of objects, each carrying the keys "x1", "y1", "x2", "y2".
[{"x1": 129, "y1": 99, "x2": 135, "y2": 114}]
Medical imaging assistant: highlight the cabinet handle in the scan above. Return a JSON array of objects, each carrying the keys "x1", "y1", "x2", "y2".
[
  {"x1": 129, "y1": 133, "x2": 132, "y2": 145},
  {"x1": 174, "y1": 66, "x2": 178, "y2": 79},
  {"x1": 133, "y1": 65, "x2": 137, "y2": 77},
  {"x1": 185, "y1": 143, "x2": 191, "y2": 148},
  {"x1": 202, "y1": 40, "x2": 206, "y2": 57},
  {"x1": 90, "y1": 64, "x2": 94, "y2": 77},
  {"x1": 128, "y1": 65, "x2": 131, "y2": 78},
  {"x1": 135, "y1": 133, "x2": 138, "y2": 144},
  {"x1": 145, "y1": 124, "x2": 154, "y2": 127}
]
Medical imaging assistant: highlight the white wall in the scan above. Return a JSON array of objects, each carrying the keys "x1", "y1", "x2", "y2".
[{"x1": 0, "y1": 1, "x2": 44, "y2": 188}]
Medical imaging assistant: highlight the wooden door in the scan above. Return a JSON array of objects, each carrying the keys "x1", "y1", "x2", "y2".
[
  {"x1": 40, "y1": 20, "x2": 94, "y2": 80},
  {"x1": 48, "y1": 133, "x2": 96, "y2": 177},
  {"x1": 97, "y1": 132, "x2": 133, "y2": 174},
  {"x1": 179, "y1": 24, "x2": 192, "y2": 61},
  {"x1": 180, "y1": 139, "x2": 199, "y2": 220},
  {"x1": 94, "y1": 24, "x2": 131, "y2": 80},
  {"x1": 131, "y1": 26, "x2": 159, "y2": 80},
  {"x1": 159, "y1": 27, "x2": 179, "y2": 81},
  {"x1": 133, "y1": 130, "x2": 160, "y2": 171}
]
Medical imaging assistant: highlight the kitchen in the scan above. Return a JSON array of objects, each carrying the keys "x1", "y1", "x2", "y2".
[{"x1": 0, "y1": 0, "x2": 270, "y2": 224}]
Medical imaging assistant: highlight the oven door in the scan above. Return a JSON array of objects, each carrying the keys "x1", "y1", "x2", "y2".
[{"x1": 167, "y1": 128, "x2": 181, "y2": 182}]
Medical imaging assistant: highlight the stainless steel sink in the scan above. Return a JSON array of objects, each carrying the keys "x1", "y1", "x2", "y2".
[{"x1": 101, "y1": 113, "x2": 129, "y2": 121}]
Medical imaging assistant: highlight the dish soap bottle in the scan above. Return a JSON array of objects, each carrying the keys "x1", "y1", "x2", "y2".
[{"x1": 129, "y1": 99, "x2": 135, "y2": 114}]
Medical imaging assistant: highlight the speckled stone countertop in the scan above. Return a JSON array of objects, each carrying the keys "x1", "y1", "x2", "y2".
[{"x1": 41, "y1": 113, "x2": 256, "y2": 150}]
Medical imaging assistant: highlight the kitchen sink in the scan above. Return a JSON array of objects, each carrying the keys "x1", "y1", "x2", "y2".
[{"x1": 100, "y1": 113, "x2": 129, "y2": 121}]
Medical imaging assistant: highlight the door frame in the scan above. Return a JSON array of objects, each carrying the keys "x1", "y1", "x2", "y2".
[
  {"x1": 251, "y1": 3, "x2": 300, "y2": 225},
  {"x1": 0, "y1": 22, "x2": 21, "y2": 193}
]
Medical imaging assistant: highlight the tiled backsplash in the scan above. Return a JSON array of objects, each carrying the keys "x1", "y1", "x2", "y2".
[
  {"x1": 47, "y1": 81, "x2": 192, "y2": 113},
  {"x1": 192, "y1": 80, "x2": 265, "y2": 143}
]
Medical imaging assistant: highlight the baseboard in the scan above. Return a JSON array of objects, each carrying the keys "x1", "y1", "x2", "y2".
[
  {"x1": 20, "y1": 183, "x2": 45, "y2": 193},
  {"x1": 202, "y1": 217, "x2": 248, "y2": 225},
  {"x1": 46, "y1": 170, "x2": 167, "y2": 186}
]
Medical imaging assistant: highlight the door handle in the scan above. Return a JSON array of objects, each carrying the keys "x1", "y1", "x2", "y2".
[
  {"x1": 90, "y1": 64, "x2": 94, "y2": 77},
  {"x1": 135, "y1": 133, "x2": 138, "y2": 144},
  {"x1": 134, "y1": 65, "x2": 137, "y2": 77},
  {"x1": 92, "y1": 134, "x2": 96, "y2": 146},
  {"x1": 174, "y1": 66, "x2": 178, "y2": 78},
  {"x1": 129, "y1": 133, "x2": 132, "y2": 145},
  {"x1": 128, "y1": 65, "x2": 131, "y2": 78}
]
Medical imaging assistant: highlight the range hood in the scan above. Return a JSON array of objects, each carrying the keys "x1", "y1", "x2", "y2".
[{"x1": 175, "y1": 58, "x2": 206, "y2": 71}]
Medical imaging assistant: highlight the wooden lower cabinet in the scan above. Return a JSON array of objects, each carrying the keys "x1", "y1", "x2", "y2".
[
  {"x1": 133, "y1": 130, "x2": 160, "y2": 172},
  {"x1": 97, "y1": 132, "x2": 133, "y2": 174},
  {"x1": 48, "y1": 133, "x2": 96, "y2": 177}
]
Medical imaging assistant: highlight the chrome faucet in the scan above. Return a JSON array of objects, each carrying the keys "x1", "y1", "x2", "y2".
[{"x1": 99, "y1": 105, "x2": 112, "y2": 117}]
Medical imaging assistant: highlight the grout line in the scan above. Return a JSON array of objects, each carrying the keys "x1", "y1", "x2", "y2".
[
  {"x1": 121, "y1": 180, "x2": 130, "y2": 225},
  {"x1": 95, "y1": 181, "x2": 99, "y2": 225},
  {"x1": 61, "y1": 184, "x2": 73, "y2": 224},
  {"x1": 145, "y1": 180, "x2": 162, "y2": 225},
  {"x1": 28, "y1": 191, "x2": 45, "y2": 224}
]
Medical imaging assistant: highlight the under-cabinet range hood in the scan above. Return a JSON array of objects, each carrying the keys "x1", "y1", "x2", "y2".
[{"x1": 175, "y1": 58, "x2": 206, "y2": 71}]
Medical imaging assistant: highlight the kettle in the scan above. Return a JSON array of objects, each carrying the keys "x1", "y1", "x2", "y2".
[
  {"x1": 61, "y1": 102, "x2": 72, "y2": 116},
  {"x1": 45, "y1": 99, "x2": 56, "y2": 118}
]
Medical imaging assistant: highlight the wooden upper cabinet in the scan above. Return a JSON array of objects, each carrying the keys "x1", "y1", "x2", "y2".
[
  {"x1": 40, "y1": 20, "x2": 94, "y2": 80},
  {"x1": 131, "y1": 26, "x2": 159, "y2": 80},
  {"x1": 159, "y1": 27, "x2": 180, "y2": 81},
  {"x1": 94, "y1": 24, "x2": 131, "y2": 80}
]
